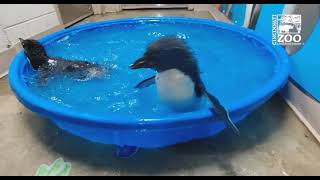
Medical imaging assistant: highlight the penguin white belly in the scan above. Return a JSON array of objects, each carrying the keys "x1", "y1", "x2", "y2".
[
  {"x1": 48, "y1": 59, "x2": 58, "y2": 67},
  {"x1": 155, "y1": 68, "x2": 198, "y2": 111}
]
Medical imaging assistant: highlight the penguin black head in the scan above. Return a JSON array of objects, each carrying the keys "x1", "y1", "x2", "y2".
[
  {"x1": 19, "y1": 38, "x2": 48, "y2": 70},
  {"x1": 130, "y1": 37, "x2": 197, "y2": 73}
]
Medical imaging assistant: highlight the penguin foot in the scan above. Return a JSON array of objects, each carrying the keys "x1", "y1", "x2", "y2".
[{"x1": 116, "y1": 145, "x2": 139, "y2": 158}]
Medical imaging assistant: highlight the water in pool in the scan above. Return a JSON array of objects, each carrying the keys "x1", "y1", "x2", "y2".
[{"x1": 26, "y1": 21, "x2": 277, "y2": 119}]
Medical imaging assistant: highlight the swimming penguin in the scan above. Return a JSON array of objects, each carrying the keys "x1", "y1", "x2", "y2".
[
  {"x1": 130, "y1": 36, "x2": 239, "y2": 135},
  {"x1": 19, "y1": 38, "x2": 107, "y2": 83}
]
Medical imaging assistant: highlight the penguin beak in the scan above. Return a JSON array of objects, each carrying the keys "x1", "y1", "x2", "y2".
[
  {"x1": 130, "y1": 57, "x2": 149, "y2": 69},
  {"x1": 18, "y1": 38, "x2": 24, "y2": 43},
  {"x1": 19, "y1": 38, "x2": 25, "y2": 47}
]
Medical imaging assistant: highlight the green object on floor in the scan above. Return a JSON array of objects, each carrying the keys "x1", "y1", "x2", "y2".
[{"x1": 35, "y1": 158, "x2": 71, "y2": 176}]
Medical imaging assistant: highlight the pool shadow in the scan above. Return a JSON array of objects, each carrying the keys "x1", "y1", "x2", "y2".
[{"x1": 24, "y1": 93, "x2": 288, "y2": 175}]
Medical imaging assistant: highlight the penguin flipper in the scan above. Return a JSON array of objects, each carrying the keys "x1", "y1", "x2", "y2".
[
  {"x1": 37, "y1": 70, "x2": 51, "y2": 86},
  {"x1": 204, "y1": 90, "x2": 240, "y2": 135},
  {"x1": 135, "y1": 75, "x2": 156, "y2": 89}
]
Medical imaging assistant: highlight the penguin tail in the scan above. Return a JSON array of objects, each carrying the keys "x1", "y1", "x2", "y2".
[{"x1": 204, "y1": 90, "x2": 240, "y2": 135}]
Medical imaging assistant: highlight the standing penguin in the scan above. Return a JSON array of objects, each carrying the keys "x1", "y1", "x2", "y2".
[
  {"x1": 130, "y1": 36, "x2": 239, "y2": 135},
  {"x1": 19, "y1": 38, "x2": 107, "y2": 83}
]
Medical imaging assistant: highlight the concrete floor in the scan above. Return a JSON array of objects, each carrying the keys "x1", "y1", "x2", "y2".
[{"x1": 1, "y1": 9, "x2": 320, "y2": 176}]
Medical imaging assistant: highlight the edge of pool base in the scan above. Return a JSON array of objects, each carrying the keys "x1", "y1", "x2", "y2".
[
  {"x1": 51, "y1": 93, "x2": 277, "y2": 158},
  {"x1": 8, "y1": 17, "x2": 290, "y2": 157}
]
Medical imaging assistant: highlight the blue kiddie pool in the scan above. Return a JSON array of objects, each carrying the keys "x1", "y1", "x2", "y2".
[{"x1": 9, "y1": 17, "x2": 289, "y2": 157}]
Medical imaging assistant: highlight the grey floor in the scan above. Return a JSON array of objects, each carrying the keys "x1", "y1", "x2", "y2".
[{"x1": 1, "y1": 9, "x2": 320, "y2": 176}]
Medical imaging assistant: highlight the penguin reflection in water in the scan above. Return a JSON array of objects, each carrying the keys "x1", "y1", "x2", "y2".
[
  {"x1": 130, "y1": 37, "x2": 239, "y2": 135},
  {"x1": 19, "y1": 38, "x2": 108, "y2": 84}
]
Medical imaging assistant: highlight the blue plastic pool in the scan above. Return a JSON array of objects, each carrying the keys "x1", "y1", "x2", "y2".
[{"x1": 9, "y1": 17, "x2": 289, "y2": 150}]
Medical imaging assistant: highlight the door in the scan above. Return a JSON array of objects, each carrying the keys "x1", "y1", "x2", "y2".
[{"x1": 56, "y1": 4, "x2": 93, "y2": 26}]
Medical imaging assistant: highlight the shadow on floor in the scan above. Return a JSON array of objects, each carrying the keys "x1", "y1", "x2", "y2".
[{"x1": 23, "y1": 94, "x2": 288, "y2": 175}]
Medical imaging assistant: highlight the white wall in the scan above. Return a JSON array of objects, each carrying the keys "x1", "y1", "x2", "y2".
[{"x1": 0, "y1": 4, "x2": 61, "y2": 51}]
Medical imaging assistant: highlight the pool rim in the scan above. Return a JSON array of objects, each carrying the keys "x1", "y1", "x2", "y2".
[{"x1": 9, "y1": 16, "x2": 289, "y2": 129}]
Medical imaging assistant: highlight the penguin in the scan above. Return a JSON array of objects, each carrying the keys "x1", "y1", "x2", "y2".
[
  {"x1": 19, "y1": 38, "x2": 107, "y2": 83},
  {"x1": 130, "y1": 36, "x2": 240, "y2": 135}
]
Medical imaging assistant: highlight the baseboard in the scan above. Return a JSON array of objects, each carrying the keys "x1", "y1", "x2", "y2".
[
  {"x1": 122, "y1": 5, "x2": 188, "y2": 10},
  {"x1": 280, "y1": 81, "x2": 320, "y2": 143},
  {"x1": 0, "y1": 70, "x2": 8, "y2": 78},
  {"x1": 207, "y1": 8, "x2": 232, "y2": 24},
  {"x1": 283, "y1": 97, "x2": 320, "y2": 143}
]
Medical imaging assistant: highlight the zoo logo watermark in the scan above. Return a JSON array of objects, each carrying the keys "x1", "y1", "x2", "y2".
[{"x1": 272, "y1": 14, "x2": 302, "y2": 46}]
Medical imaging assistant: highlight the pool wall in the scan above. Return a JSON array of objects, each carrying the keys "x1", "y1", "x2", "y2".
[{"x1": 9, "y1": 17, "x2": 289, "y2": 148}]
